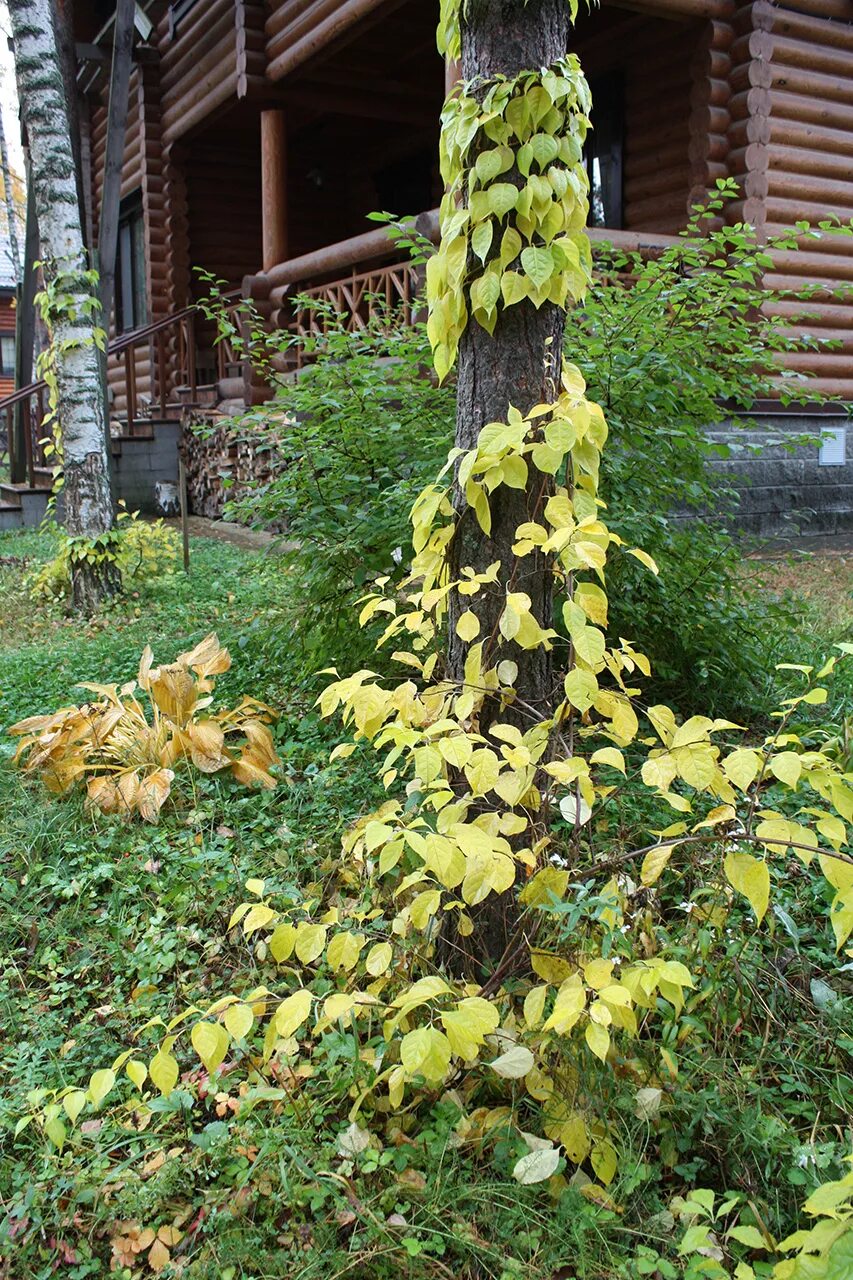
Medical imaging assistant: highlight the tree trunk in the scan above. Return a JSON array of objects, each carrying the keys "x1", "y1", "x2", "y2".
[
  {"x1": 9, "y1": 0, "x2": 120, "y2": 612},
  {"x1": 446, "y1": 0, "x2": 571, "y2": 966}
]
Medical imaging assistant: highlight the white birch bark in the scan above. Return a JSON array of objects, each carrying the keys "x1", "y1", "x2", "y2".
[{"x1": 8, "y1": 0, "x2": 118, "y2": 610}]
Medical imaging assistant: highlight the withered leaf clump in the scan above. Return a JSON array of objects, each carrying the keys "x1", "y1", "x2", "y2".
[{"x1": 9, "y1": 634, "x2": 279, "y2": 822}]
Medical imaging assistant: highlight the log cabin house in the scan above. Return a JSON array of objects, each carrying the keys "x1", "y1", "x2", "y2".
[{"x1": 3, "y1": 0, "x2": 853, "y2": 534}]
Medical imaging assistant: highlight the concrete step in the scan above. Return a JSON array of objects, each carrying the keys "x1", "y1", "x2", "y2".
[
  {"x1": 0, "y1": 502, "x2": 23, "y2": 531},
  {"x1": 0, "y1": 482, "x2": 50, "y2": 527}
]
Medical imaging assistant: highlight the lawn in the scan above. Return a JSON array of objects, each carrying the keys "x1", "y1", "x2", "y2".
[{"x1": 0, "y1": 524, "x2": 851, "y2": 1280}]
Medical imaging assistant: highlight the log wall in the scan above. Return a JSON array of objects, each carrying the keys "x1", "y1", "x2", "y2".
[
  {"x1": 755, "y1": 0, "x2": 853, "y2": 401},
  {"x1": 0, "y1": 293, "x2": 15, "y2": 400}
]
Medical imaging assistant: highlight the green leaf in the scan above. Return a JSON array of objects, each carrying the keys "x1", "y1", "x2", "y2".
[{"x1": 521, "y1": 246, "x2": 555, "y2": 289}]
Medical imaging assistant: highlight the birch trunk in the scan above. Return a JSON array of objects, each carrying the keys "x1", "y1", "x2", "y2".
[
  {"x1": 446, "y1": 0, "x2": 570, "y2": 966},
  {"x1": 9, "y1": 0, "x2": 119, "y2": 613}
]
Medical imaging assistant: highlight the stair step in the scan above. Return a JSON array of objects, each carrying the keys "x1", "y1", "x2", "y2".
[
  {"x1": 0, "y1": 492, "x2": 21, "y2": 509},
  {"x1": 0, "y1": 501, "x2": 24, "y2": 531},
  {"x1": 32, "y1": 467, "x2": 54, "y2": 489}
]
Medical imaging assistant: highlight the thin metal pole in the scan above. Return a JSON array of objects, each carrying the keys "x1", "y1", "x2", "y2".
[{"x1": 179, "y1": 457, "x2": 190, "y2": 573}]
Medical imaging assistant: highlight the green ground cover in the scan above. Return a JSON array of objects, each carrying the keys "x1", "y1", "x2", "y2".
[{"x1": 0, "y1": 525, "x2": 851, "y2": 1280}]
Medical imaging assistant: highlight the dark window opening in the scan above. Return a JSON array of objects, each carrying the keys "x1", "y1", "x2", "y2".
[
  {"x1": 372, "y1": 148, "x2": 436, "y2": 222},
  {"x1": 115, "y1": 193, "x2": 147, "y2": 334},
  {"x1": 0, "y1": 333, "x2": 14, "y2": 378},
  {"x1": 584, "y1": 74, "x2": 624, "y2": 230}
]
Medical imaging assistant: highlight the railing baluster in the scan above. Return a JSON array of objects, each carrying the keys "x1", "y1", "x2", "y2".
[
  {"x1": 125, "y1": 347, "x2": 137, "y2": 435},
  {"x1": 6, "y1": 405, "x2": 13, "y2": 480},
  {"x1": 23, "y1": 395, "x2": 34, "y2": 489},
  {"x1": 187, "y1": 313, "x2": 197, "y2": 401},
  {"x1": 157, "y1": 330, "x2": 168, "y2": 417}
]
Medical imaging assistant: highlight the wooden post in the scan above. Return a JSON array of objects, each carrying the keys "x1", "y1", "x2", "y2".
[
  {"x1": 12, "y1": 167, "x2": 39, "y2": 485},
  {"x1": 98, "y1": 0, "x2": 136, "y2": 330},
  {"x1": 261, "y1": 108, "x2": 288, "y2": 272},
  {"x1": 179, "y1": 457, "x2": 190, "y2": 573},
  {"x1": 445, "y1": 56, "x2": 461, "y2": 97}
]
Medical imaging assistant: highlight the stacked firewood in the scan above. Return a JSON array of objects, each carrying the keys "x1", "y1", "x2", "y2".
[{"x1": 181, "y1": 409, "x2": 288, "y2": 527}]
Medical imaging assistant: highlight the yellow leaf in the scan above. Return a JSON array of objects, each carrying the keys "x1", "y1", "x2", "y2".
[
  {"x1": 724, "y1": 851, "x2": 770, "y2": 924},
  {"x1": 243, "y1": 903, "x2": 276, "y2": 935},
  {"x1": 641, "y1": 844, "x2": 674, "y2": 887},
  {"x1": 223, "y1": 1004, "x2": 254, "y2": 1041},
  {"x1": 585, "y1": 1021, "x2": 610, "y2": 1061},
  {"x1": 591, "y1": 1139, "x2": 618, "y2": 1186},
  {"x1": 87, "y1": 1068, "x2": 115, "y2": 1109},
  {"x1": 770, "y1": 751, "x2": 802, "y2": 788},
  {"x1": 400, "y1": 1027, "x2": 452, "y2": 1083},
  {"x1": 722, "y1": 748, "x2": 761, "y2": 791},
  {"x1": 410, "y1": 890, "x2": 442, "y2": 931},
  {"x1": 326, "y1": 932, "x2": 365, "y2": 971},
  {"x1": 149, "y1": 1049, "x2": 179, "y2": 1096},
  {"x1": 190, "y1": 1021, "x2": 230, "y2": 1074},
  {"x1": 365, "y1": 942, "x2": 393, "y2": 976},
  {"x1": 524, "y1": 984, "x2": 549, "y2": 1028},
  {"x1": 269, "y1": 922, "x2": 296, "y2": 962},
  {"x1": 294, "y1": 923, "x2": 327, "y2": 965},
  {"x1": 274, "y1": 989, "x2": 313, "y2": 1039},
  {"x1": 590, "y1": 747, "x2": 625, "y2": 774},
  {"x1": 62, "y1": 1090, "x2": 87, "y2": 1125},
  {"x1": 561, "y1": 1113, "x2": 590, "y2": 1163},
  {"x1": 126, "y1": 1060, "x2": 147, "y2": 1092},
  {"x1": 456, "y1": 610, "x2": 480, "y2": 642},
  {"x1": 148, "y1": 1238, "x2": 171, "y2": 1273},
  {"x1": 544, "y1": 977, "x2": 586, "y2": 1034}
]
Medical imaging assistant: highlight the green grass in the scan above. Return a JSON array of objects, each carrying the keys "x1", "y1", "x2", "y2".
[{"x1": 0, "y1": 526, "x2": 851, "y2": 1280}]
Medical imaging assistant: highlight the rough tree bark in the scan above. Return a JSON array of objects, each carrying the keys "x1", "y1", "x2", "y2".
[
  {"x1": 9, "y1": 0, "x2": 120, "y2": 613},
  {"x1": 446, "y1": 0, "x2": 571, "y2": 966}
]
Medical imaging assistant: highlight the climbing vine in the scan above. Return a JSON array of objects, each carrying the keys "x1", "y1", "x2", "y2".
[{"x1": 428, "y1": 57, "x2": 591, "y2": 379}]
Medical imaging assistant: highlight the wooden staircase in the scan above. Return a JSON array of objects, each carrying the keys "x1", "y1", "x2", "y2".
[{"x1": 0, "y1": 469, "x2": 53, "y2": 531}]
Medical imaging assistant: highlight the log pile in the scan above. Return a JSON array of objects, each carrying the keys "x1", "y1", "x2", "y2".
[{"x1": 181, "y1": 409, "x2": 288, "y2": 525}]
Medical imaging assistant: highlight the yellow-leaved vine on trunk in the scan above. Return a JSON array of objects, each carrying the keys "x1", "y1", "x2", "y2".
[{"x1": 20, "y1": 8, "x2": 853, "y2": 1272}]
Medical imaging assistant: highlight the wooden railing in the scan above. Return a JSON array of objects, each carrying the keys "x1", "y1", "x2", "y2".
[
  {"x1": 0, "y1": 290, "x2": 241, "y2": 488},
  {"x1": 290, "y1": 260, "x2": 421, "y2": 368}
]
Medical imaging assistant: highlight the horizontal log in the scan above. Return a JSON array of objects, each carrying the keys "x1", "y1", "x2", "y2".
[
  {"x1": 266, "y1": 0, "x2": 331, "y2": 40},
  {"x1": 769, "y1": 62, "x2": 853, "y2": 110},
  {"x1": 765, "y1": 299, "x2": 853, "y2": 327},
  {"x1": 763, "y1": 274, "x2": 853, "y2": 301},
  {"x1": 752, "y1": 0, "x2": 853, "y2": 52},
  {"x1": 689, "y1": 132, "x2": 728, "y2": 165},
  {"x1": 769, "y1": 33, "x2": 853, "y2": 80},
  {"x1": 630, "y1": 140, "x2": 690, "y2": 178},
  {"x1": 162, "y1": 42, "x2": 238, "y2": 116},
  {"x1": 625, "y1": 165, "x2": 688, "y2": 201},
  {"x1": 736, "y1": 87, "x2": 853, "y2": 133},
  {"x1": 764, "y1": 194, "x2": 853, "y2": 225},
  {"x1": 161, "y1": 8, "x2": 236, "y2": 91},
  {"x1": 163, "y1": 71, "x2": 240, "y2": 143},
  {"x1": 267, "y1": 0, "x2": 342, "y2": 62},
  {"x1": 767, "y1": 116, "x2": 853, "y2": 160},
  {"x1": 624, "y1": 191, "x2": 690, "y2": 226},
  {"x1": 768, "y1": 144, "x2": 853, "y2": 185},
  {"x1": 607, "y1": 0, "x2": 734, "y2": 17},
  {"x1": 771, "y1": 252, "x2": 853, "y2": 283},
  {"x1": 761, "y1": 0, "x2": 853, "y2": 20},
  {"x1": 267, "y1": 0, "x2": 406, "y2": 81},
  {"x1": 766, "y1": 169, "x2": 853, "y2": 208},
  {"x1": 779, "y1": 353, "x2": 853, "y2": 373}
]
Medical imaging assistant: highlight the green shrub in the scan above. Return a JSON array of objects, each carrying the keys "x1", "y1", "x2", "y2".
[
  {"x1": 28, "y1": 513, "x2": 179, "y2": 602},
  {"x1": 202, "y1": 186, "x2": 847, "y2": 711}
]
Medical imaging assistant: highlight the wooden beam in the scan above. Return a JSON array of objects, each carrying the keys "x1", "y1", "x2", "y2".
[
  {"x1": 98, "y1": 0, "x2": 136, "y2": 329},
  {"x1": 267, "y1": 0, "x2": 408, "y2": 83},
  {"x1": 261, "y1": 109, "x2": 288, "y2": 272}
]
